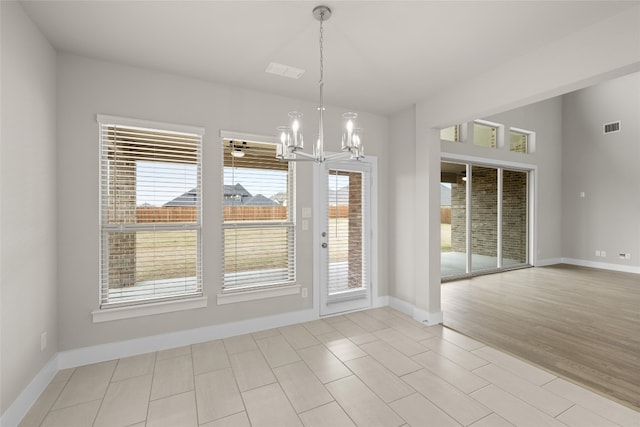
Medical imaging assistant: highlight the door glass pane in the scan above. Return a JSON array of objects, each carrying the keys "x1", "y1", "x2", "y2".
[
  {"x1": 441, "y1": 162, "x2": 467, "y2": 278},
  {"x1": 502, "y1": 170, "x2": 528, "y2": 266},
  {"x1": 327, "y1": 170, "x2": 365, "y2": 295},
  {"x1": 471, "y1": 166, "x2": 498, "y2": 272}
]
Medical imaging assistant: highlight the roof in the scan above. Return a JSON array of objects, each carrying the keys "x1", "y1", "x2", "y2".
[
  {"x1": 164, "y1": 189, "x2": 197, "y2": 207},
  {"x1": 223, "y1": 183, "x2": 251, "y2": 198}
]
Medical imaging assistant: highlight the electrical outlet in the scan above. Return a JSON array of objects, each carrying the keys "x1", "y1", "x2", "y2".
[
  {"x1": 40, "y1": 332, "x2": 47, "y2": 352},
  {"x1": 601, "y1": 251, "x2": 606, "y2": 257},
  {"x1": 301, "y1": 288, "x2": 308, "y2": 298},
  {"x1": 595, "y1": 250, "x2": 601, "y2": 257},
  {"x1": 626, "y1": 253, "x2": 632, "y2": 260}
]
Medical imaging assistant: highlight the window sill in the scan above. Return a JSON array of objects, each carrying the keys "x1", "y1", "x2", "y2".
[
  {"x1": 217, "y1": 284, "x2": 300, "y2": 305},
  {"x1": 91, "y1": 296, "x2": 208, "y2": 323}
]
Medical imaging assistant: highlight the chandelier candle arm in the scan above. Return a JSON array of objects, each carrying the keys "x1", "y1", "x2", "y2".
[{"x1": 276, "y1": 5, "x2": 364, "y2": 163}]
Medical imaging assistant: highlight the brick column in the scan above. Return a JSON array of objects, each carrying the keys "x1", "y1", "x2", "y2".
[
  {"x1": 108, "y1": 156, "x2": 136, "y2": 288},
  {"x1": 348, "y1": 172, "x2": 363, "y2": 288}
]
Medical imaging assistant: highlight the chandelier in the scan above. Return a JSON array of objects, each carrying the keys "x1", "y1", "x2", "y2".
[{"x1": 276, "y1": 5, "x2": 364, "y2": 162}]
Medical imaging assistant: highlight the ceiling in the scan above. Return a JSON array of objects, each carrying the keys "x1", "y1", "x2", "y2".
[{"x1": 20, "y1": 1, "x2": 639, "y2": 116}]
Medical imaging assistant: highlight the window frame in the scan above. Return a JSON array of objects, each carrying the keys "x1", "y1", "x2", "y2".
[
  {"x1": 219, "y1": 131, "x2": 297, "y2": 301},
  {"x1": 96, "y1": 114, "x2": 205, "y2": 314}
]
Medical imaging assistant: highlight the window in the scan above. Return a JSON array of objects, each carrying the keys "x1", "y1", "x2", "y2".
[
  {"x1": 473, "y1": 121, "x2": 498, "y2": 148},
  {"x1": 222, "y1": 138, "x2": 295, "y2": 292},
  {"x1": 509, "y1": 128, "x2": 529, "y2": 153},
  {"x1": 440, "y1": 125, "x2": 460, "y2": 142},
  {"x1": 98, "y1": 115, "x2": 203, "y2": 308}
]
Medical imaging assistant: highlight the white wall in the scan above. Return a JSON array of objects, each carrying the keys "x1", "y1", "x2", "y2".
[
  {"x1": 561, "y1": 72, "x2": 640, "y2": 269},
  {"x1": 56, "y1": 53, "x2": 389, "y2": 351},
  {"x1": 0, "y1": 1, "x2": 58, "y2": 415},
  {"x1": 388, "y1": 5, "x2": 640, "y2": 322},
  {"x1": 459, "y1": 96, "x2": 565, "y2": 263},
  {"x1": 389, "y1": 107, "x2": 417, "y2": 303}
]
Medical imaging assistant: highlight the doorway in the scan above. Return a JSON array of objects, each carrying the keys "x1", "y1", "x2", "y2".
[
  {"x1": 441, "y1": 161, "x2": 531, "y2": 279},
  {"x1": 315, "y1": 159, "x2": 375, "y2": 316}
]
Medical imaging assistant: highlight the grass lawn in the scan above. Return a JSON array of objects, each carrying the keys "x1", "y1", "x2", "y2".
[
  {"x1": 441, "y1": 223, "x2": 452, "y2": 252},
  {"x1": 117, "y1": 217, "x2": 355, "y2": 287}
]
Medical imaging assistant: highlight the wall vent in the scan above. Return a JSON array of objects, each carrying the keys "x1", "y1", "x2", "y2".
[{"x1": 603, "y1": 121, "x2": 621, "y2": 134}]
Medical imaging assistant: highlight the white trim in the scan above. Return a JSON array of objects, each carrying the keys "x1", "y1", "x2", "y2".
[
  {"x1": 220, "y1": 129, "x2": 279, "y2": 145},
  {"x1": 535, "y1": 257, "x2": 563, "y2": 267},
  {"x1": 0, "y1": 355, "x2": 58, "y2": 427},
  {"x1": 96, "y1": 114, "x2": 205, "y2": 136},
  {"x1": 91, "y1": 296, "x2": 208, "y2": 323},
  {"x1": 217, "y1": 284, "x2": 301, "y2": 305},
  {"x1": 61, "y1": 308, "x2": 318, "y2": 369},
  {"x1": 560, "y1": 258, "x2": 640, "y2": 275},
  {"x1": 441, "y1": 153, "x2": 538, "y2": 269},
  {"x1": 388, "y1": 296, "x2": 444, "y2": 326}
]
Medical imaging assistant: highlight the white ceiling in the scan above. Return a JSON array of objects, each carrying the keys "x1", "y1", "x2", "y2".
[{"x1": 20, "y1": 1, "x2": 639, "y2": 116}]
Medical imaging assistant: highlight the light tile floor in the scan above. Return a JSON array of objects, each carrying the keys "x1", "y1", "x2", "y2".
[{"x1": 19, "y1": 307, "x2": 640, "y2": 427}]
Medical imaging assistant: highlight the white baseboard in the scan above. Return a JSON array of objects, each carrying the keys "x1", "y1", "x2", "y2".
[
  {"x1": 388, "y1": 296, "x2": 443, "y2": 326},
  {"x1": 373, "y1": 295, "x2": 389, "y2": 308},
  {"x1": 58, "y1": 307, "x2": 318, "y2": 369},
  {"x1": 0, "y1": 355, "x2": 58, "y2": 427},
  {"x1": 560, "y1": 258, "x2": 640, "y2": 274},
  {"x1": 1, "y1": 295, "x2": 398, "y2": 425},
  {"x1": 535, "y1": 257, "x2": 563, "y2": 267}
]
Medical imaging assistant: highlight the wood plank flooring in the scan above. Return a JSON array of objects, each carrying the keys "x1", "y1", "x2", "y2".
[{"x1": 441, "y1": 264, "x2": 640, "y2": 410}]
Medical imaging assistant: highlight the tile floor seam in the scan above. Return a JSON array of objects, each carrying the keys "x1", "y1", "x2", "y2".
[{"x1": 553, "y1": 403, "x2": 577, "y2": 420}]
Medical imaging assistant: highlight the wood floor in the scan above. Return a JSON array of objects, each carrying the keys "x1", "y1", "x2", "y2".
[{"x1": 442, "y1": 264, "x2": 640, "y2": 410}]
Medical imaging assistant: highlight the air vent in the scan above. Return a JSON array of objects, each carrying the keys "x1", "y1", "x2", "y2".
[
  {"x1": 265, "y1": 62, "x2": 305, "y2": 79},
  {"x1": 603, "y1": 121, "x2": 621, "y2": 134}
]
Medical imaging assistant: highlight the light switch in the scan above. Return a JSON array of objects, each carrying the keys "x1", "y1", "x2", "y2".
[
  {"x1": 579, "y1": 191, "x2": 585, "y2": 198},
  {"x1": 302, "y1": 207, "x2": 312, "y2": 218}
]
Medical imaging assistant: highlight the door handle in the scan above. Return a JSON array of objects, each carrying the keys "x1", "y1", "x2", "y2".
[{"x1": 321, "y1": 243, "x2": 328, "y2": 248}]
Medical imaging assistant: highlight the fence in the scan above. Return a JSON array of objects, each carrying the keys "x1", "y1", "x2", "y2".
[
  {"x1": 137, "y1": 205, "x2": 351, "y2": 223},
  {"x1": 441, "y1": 206, "x2": 451, "y2": 224}
]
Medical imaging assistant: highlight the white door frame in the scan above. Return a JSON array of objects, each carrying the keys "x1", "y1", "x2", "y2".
[{"x1": 313, "y1": 156, "x2": 378, "y2": 316}]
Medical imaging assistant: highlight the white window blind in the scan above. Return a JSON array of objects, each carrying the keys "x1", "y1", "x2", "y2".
[
  {"x1": 326, "y1": 169, "x2": 369, "y2": 300},
  {"x1": 98, "y1": 115, "x2": 203, "y2": 308},
  {"x1": 222, "y1": 139, "x2": 295, "y2": 291}
]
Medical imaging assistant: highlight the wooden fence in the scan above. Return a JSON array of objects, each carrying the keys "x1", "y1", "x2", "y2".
[
  {"x1": 137, "y1": 205, "x2": 351, "y2": 223},
  {"x1": 441, "y1": 206, "x2": 451, "y2": 224}
]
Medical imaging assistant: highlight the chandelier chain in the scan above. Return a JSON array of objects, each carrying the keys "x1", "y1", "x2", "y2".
[{"x1": 319, "y1": 11, "x2": 324, "y2": 85}]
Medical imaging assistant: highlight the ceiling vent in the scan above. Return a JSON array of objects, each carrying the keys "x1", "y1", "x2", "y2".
[
  {"x1": 603, "y1": 121, "x2": 621, "y2": 134},
  {"x1": 265, "y1": 62, "x2": 305, "y2": 79}
]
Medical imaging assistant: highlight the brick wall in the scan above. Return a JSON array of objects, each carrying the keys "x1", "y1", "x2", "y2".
[
  {"x1": 451, "y1": 168, "x2": 527, "y2": 262},
  {"x1": 348, "y1": 172, "x2": 363, "y2": 288}
]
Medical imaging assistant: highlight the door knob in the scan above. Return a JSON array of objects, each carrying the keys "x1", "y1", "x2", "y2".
[{"x1": 321, "y1": 243, "x2": 328, "y2": 248}]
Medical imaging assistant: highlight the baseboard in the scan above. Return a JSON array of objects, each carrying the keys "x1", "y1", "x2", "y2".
[
  {"x1": 4, "y1": 297, "x2": 395, "y2": 424},
  {"x1": 535, "y1": 257, "x2": 563, "y2": 267},
  {"x1": 58, "y1": 307, "x2": 318, "y2": 369},
  {"x1": 0, "y1": 355, "x2": 58, "y2": 427},
  {"x1": 388, "y1": 296, "x2": 443, "y2": 326},
  {"x1": 373, "y1": 295, "x2": 389, "y2": 308},
  {"x1": 560, "y1": 258, "x2": 640, "y2": 274}
]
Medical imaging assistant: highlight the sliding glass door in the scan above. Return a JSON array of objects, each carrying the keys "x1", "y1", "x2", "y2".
[{"x1": 441, "y1": 161, "x2": 530, "y2": 279}]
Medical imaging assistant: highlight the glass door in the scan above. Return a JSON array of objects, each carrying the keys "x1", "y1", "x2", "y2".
[
  {"x1": 441, "y1": 161, "x2": 530, "y2": 280},
  {"x1": 317, "y1": 160, "x2": 372, "y2": 316}
]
